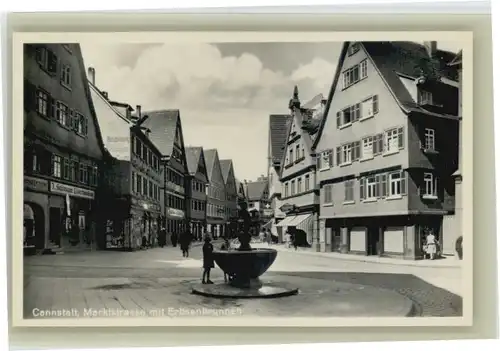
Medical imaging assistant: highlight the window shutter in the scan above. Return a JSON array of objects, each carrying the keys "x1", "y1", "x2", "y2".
[
  {"x1": 336, "y1": 112, "x2": 341, "y2": 128},
  {"x1": 372, "y1": 136, "x2": 378, "y2": 154},
  {"x1": 354, "y1": 103, "x2": 361, "y2": 121},
  {"x1": 401, "y1": 171, "x2": 407, "y2": 195},
  {"x1": 373, "y1": 95, "x2": 379, "y2": 114},
  {"x1": 378, "y1": 133, "x2": 385, "y2": 153},
  {"x1": 359, "y1": 177, "x2": 365, "y2": 200},
  {"x1": 398, "y1": 127, "x2": 404, "y2": 149},
  {"x1": 50, "y1": 154, "x2": 54, "y2": 176},
  {"x1": 353, "y1": 141, "x2": 361, "y2": 161},
  {"x1": 336, "y1": 146, "x2": 341, "y2": 165},
  {"x1": 48, "y1": 96, "x2": 55, "y2": 118},
  {"x1": 24, "y1": 80, "x2": 36, "y2": 111},
  {"x1": 83, "y1": 116, "x2": 88, "y2": 135},
  {"x1": 47, "y1": 51, "x2": 58, "y2": 74},
  {"x1": 375, "y1": 175, "x2": 380, "y2": 198},
  {"x1": 381, "y1": 173, "x2": 388, "y2": 197},
  {"x1": 344, "y1": 182, "x2": 348, "y2": 201},
  {"x1": 328, "y1": 151, "x2": 334, "y2": 167},
  {"x1": 316, "y1": 154, "x2": 321, "y2": 169}
]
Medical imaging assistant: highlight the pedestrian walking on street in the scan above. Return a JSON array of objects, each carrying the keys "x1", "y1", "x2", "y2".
[
  {"x1": 180, "y1": 230, "x2": 192, "y2": 257},
  {"x1": 171, "y1": 231, "x2": 178, "y2": 247},
  {"x1": 202, "y1": 235, "x2": 214, "y2": 284},
  {"x1": 158, "y1": 227, "x2": 166, "y2": 248},
  {"x1": 425, "y1": 230, "x2": 438, "y2": 260}
]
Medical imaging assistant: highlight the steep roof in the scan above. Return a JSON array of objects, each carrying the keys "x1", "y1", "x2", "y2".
[
  {"x1": 245, "y1": 180, "x2": 268, "y2": 201},
  {"x1": 313, "y1": 41, "x2": 460, "y2": 149},
  {"x1": 203, "y1": 148, "x2": 217, "y2": 181},
  {"x1": 269, "y1": 114, "x2": 292, "y2": 164},
  {"x1": 219, "y1": 159, "x2": 233, "y2": 183},
  {"x1": 140, "y1": 109, "x2": 180, "y2": 157},
  {"x1": 185, "y1": 146, "x2": 202, "y2": 175}
]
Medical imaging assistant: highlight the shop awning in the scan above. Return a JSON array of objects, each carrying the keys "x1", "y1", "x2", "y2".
[
  {"x1": 275, "y1": 215, "x2": 296, "y2": 227},
  {"x1": 288, "y1": 214, "x2": 313, "y2": 233},
  {"x1": 262, "y1": 219, "x2": 273, "y2": 229}
]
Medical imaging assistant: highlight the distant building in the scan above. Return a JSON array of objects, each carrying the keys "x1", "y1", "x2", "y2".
[
  {"x1": 243, "y1": 176, "x2": 271, "y2": 235},
  {"x1": 313, "y1": 41, "x2": 460, "y2": 259},
  {"x1": 185, "y1": 147, "x2": 209, "y2": 240},
  {"x1": 204, "y1": 149, "x2": 227, "y2": 238},
  {"x1": 220, "y1": 160, "x2": 239, "y2": 237},
  {"x1": 275, "y1": 87, "x2": 326, "y2": 250},
  {"x1": 23, "y1": 44, "x2": 104, "y2": 254},
  {"x1": 141, "y1": 110, "x2": 190, "y2": 236},
  {"x1": 89, "y1": 78, "x2": 162, "y2": 250}
]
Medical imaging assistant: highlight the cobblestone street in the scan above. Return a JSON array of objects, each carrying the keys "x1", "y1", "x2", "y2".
[{"x1": 23, "y1": 244, "x2": 463, "y2": 319}]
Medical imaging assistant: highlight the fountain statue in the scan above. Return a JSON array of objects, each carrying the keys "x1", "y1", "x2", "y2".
[{"x1": 192, "y1": 200, "x2": 298, "y2": 298}]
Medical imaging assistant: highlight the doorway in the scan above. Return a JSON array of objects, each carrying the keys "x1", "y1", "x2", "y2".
[
  {"x1": 331, "y1": 228, "x2": 341, "y2": 252},
  {"x1": 367, "y1": 226, "x2": 379, "y2": 256},
  {"x1": 49, "y1": 207, "x2": 62, "y2": 246}
]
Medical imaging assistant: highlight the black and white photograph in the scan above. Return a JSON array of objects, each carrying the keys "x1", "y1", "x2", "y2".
[{"x1": 15, "y1": 32, "x2": 472, "y2": 326}]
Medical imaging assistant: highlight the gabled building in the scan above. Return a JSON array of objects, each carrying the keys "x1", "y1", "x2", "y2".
[
  {"x1": 185, "y1": 146, "x2": 209, "y2": 241},
  {"x1": 313, "y1": 41, "x2": 460, "y2": 259},
  {"x1": 220, "y1": 159, "x2": 239, "y2": 237},
  {"x1": 141, "y1": 110, "x2": 189, "y2": 237},
  {"x1": 204, "y1": 149, "x2": 227, "y2": 238},
  {"x1": 90, "y1": 77, "x2": 162, "y2": 250},
  {"x1": 275, "y1": 87, "x2": 326, "y2": 250},
  {"x1": 267, "y1": 114, "x2": 292, "y2": 242},
  {"x1": 244, "y1": 176, "x2": 271, "y2": 235},
  {"x1": 23, "y1": 44, "x2": 105, "y2": 254}
]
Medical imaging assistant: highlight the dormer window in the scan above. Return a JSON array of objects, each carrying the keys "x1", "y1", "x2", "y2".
[
  {"x1": 418, "y1": 89, "x2": 433, "y2": 105},
  {"x1": 348, "y1": 43, "x2": 360, "y2": 56}
]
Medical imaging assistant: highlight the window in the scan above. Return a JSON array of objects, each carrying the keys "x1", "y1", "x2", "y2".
[
  {"x1": 305, "y1": 174, "x2": 310, "y2": 191},
  {"x1": 297, "y1": 177, "x2": 302, "y2": 193},
  {"x1": 284, "y1": 182, "x2": 289, "y2": 197},
  {"x1": 36, "y1": 89, "x2": 49, "y2": 117},
  {"x1": 132, "y1": 172, "x2": 136, "y2": 193},
  {"x1": 143, "y1": 177, "x2": 148, "y2": 195},
  {"x1": 291, "y1": 180, "x2": 295, "y2": 195},
  {"x1": 361, "y1": 95, "x2": 379, "y2": 119},
  {"x1": 348, "y1": 43, "x2": 360, "y2": 56},
  {"x1": 90, "y1": 166, "x2": 98, "y2": 186},
  {"x1": 295, "y1": 144, "x2": 300, "y2": 161},
  {"x1": 389, "y1": 172, "x2": 406, "y2": 197},
  {"x1": 55, "y1": 101, "x2": 69, "y2": 125},
  {"x1": 61, "y1": 63, "x2": 71, "y2": 87},
  {"x1": 75, "y1": 112, "x2": 88, "y2": 136},
  {"x1": 323, "y1": 184, "x2": 333, "y2": 204},
  {"x1": 51, "y1": 155, "x2": 62, "y2": 178},
  {"x1": 149, "y1": 180, "x2": 153, "y2": 198},
  {"x1": 35, "y1": 46, "x2": 58, "y2": 75},
  {"x1": 70, "y1": 160, "x2": 78, "y2": 182},
  {"x1": 342, "y1": 144, "x2": 352, "y2": 165},
  {"x1": 342, "y1": 60, "x2": 367, "y2": 89},
  {"x1": 418, "y1": 89, "x2": 433, "y2": 105},
  {"x1": 361, "y1": 176, "x2": 378, "y2": 200},
  {"x1": 362, "y1": 136, "x2": 374, "y2": 159},
  {"x1": 31, "y1": 151, "x2": 41, "y2": 173},
  {"x1": 360, "y1": 60, "x2": 368, "y2": 79},
  {"x1": 142, "y1": 144, "x2": 147, "y2": 160},
  {"x1": 424, "y1": 128, "x2": 436, "y2": 151},
  {"x1": 289, "y1": 149, "x2": 293, "y2": 165},
  {"x1": 319, "y1": 150, "x2": 333, "y2": 170},
  {"x1": 385, "y1": 127, "x2": 404, "y2": 154},
  {"x1": 135, "y1": 138, "x2": 141, "y2": 155},
  {"x1": 337, "y1": 103, "x2": 361, "y2": 128},
  {"x1": 422, "y1": 173, "x2": 438, "y2": 198},
  {"x1": 344, "y1": 180, "x2": 355, "y2": 202},
  {"x1": 79, "y1": 163, "x2": 88, "y2": 184}
]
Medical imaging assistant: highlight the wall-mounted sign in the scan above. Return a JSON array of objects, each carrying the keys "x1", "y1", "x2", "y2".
[
  {"x1": 50, "y1": 181, "x2": 95, "y2": 199},
  {"x1": 167, "y1": 208, "x2": 185, "y2": 218},
  {"x1": 24, "y1": 176, "x2": 49, "y2": 192},
  {"x1": 262, "y1": 209, "x2": 274, "y2": 217},
  {"x1": 279, "y1": 203, "x2": 295, "y2": 213},
  {"x1": 131, "y1": 197, "x2": 161, "y2": 213}
]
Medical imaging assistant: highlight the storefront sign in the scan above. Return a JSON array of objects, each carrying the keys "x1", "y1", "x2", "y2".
[
  {"x1": 131, "y1": 197, "x2": 161, "y2": 213},
  {"x1": 50, "y1": 181, "x2": 95, "y2": 199},
  {"x1": 167, "y1": 208, "x2": 185, "y2": 218},
  {"x1": 24, "y1": 176, "x2": 49, "y2": 192},
  {"x1": 262, "y1": 209, "x2": 274, "y2": 217},
  {"x1": 280, "y1": 203, "x2": 296, "y2": 213}
]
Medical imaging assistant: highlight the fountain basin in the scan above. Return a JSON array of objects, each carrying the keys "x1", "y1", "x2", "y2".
[{"x1": 213, "y1": 248, "x2": 277, "y2": 280}]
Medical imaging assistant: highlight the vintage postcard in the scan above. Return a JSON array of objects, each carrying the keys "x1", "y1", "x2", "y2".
[{"x1": 12, "y1": 31, "x2": 473, "y2": 327}]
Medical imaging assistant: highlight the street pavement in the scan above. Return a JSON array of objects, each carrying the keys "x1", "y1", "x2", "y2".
[{"x1": 23, "y1": 243, "x2": 463, "y2": 319}]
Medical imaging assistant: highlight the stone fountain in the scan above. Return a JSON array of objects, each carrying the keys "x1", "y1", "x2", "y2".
[{"x1": 192, "y1": 201, "x2": 298, "y2": 298}]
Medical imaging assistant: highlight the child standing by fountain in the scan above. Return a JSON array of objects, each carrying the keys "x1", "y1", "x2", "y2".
[{"x1": 202, "y1": 235, "x2": 214, "y2": 284}]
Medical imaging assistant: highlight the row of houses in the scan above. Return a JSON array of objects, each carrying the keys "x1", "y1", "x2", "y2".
[
  {"x1": 267, "y1": 41, "x2": 463, "y2": 260},
  {"x1": 23, "y1": 43, "x2": 246, "y2": 253}
]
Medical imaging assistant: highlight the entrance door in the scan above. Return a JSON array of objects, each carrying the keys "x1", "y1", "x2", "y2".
[
  {"x1": 367, "y1": 226, "x2": 379, "y2": 256},
  {"x1": 331, "y1": 228, "x2": 341, "y2": 252},
  {"x1": 49, "y1": 207, "x2": 61, "y2": 246}
]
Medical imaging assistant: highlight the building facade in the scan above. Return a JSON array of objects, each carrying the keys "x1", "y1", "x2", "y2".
[
  {"x1": 204, "y1": 149, "x2": 227, "y2": 238},
  {"x1": 275, "y1": 88, "x2": 325, "y2": 250},
  {"x1": 267, "y1": 114, "x2": 292, "y2": 242},
  {"x1": 142, "y1": 110, "x2": 189, "y2": 237},
  {"x1": 244, "y1": 177, "x2": 271, "y2": 235},
  {"x1": 23, "y1": 44, "x2": 104, "y2": 254},
  {"x1": 220, "y1": 160, "x2": 239, "y2": 237},
  {"x1": 90, "y1": 78, "x2": 162, "y2": 250},
  {"x1": 313, "y1": 41, "x2": 460, "y2": 259},
  {"x1": 185, "y1": 147, "x2": 209, "y2": 241}
]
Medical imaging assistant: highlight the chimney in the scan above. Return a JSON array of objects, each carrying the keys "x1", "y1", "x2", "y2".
[
  {"x1": 136, "y1": 105, "x2": 142, "y2": 119},
  {"x1": 88, "y1": 67, "x2": 95, "y2": 85},
  {"x1": 102, "y1": 91, "x2": 108, "y2": 99},
  {"x1": 424, "y1": 41, "x2": 437, "y2": 57}
]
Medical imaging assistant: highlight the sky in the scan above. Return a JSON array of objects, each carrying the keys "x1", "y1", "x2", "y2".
[{"x1": 81, "y1": 41, "x2": 461, "y2": 182}]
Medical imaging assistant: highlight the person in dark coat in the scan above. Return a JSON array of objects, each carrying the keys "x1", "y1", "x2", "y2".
[
  {"x1": 158, "y1": 227, "x2": 166, "y2": 248},
  {"x1": 180, "y1": 230, "x2": 192, "y2": 257},
  {"x1": 202, "y1": 236, "x2": 214, "y2": 284},
  {"x1": 171, "y1": 231, "x2": 178, "y2": 247}
]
